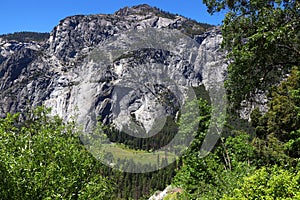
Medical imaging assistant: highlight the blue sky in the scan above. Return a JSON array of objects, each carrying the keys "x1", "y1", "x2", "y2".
[{"x1": 0, "y1": 0, "x2": 225, "y2": 35}]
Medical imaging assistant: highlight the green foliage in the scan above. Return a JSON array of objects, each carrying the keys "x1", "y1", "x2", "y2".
[
  {"x1": 111, "y1": 163, "x2": 177, "y2": 200},
  {"x1": 223, "y1": 131, "x2": 256, "y2": 166},
  {"x1": 222, "y1": 166, "x2": 300, "y2": 199},
  {"x1": 171, "y1": 1, "x2": 300, "y2": 199},
  {"x1": 179, "y1": 20, "x2": 213, "y2": 37},
  {"x1": 104, "y1": 116, "x2": 179, "y2": 151},
  {"x1": 172, "y1": 99, "x2": 256, "y2": 199},
  {"x1": 251, "y1": 67, "x2": 300, "y2": 162},
  {"x1": 0, "y1": 106, "x2": 114, "y2": 200},
  {"x1": 78, "y1": 176, "x2": 115, "y2": 200},
  {"x1": 203, "y1": 0, "x2": 300, "y2": 108},
  {"x1": 173, "y1": 133, "x2": 257, "y2": 199}
]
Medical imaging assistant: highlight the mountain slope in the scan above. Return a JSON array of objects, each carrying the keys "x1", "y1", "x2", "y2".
[{"x1": 0, "y1": 4, "x2": 226, "y2": 134}]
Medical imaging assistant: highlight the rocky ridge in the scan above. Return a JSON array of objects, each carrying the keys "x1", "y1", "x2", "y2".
[{"x1": 0, "y1": 4, "x2": 227, "y2": 133}]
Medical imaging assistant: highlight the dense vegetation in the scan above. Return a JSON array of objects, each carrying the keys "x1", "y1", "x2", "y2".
[
  {"x1": 167, "y1": 0, "x2": 300, "y2": 199},
  {"x1": 0, "y1": 107, "x2": 114, "y2": 199},
  {"x1": 0, "y1": 32, "x2": 49, "y2": 42},
  {"x1": 203, "y1": 0, "x2": 300, "y2": 109},
  {"x1": 0, "y1": 107, "x2": 179, "y2": 199},
  {"x1": 172, "y1": 71, "x2": 300, "y2": 197},
  {"x1": 104, "y1": 116, "x2": 178, "y2": 151}
]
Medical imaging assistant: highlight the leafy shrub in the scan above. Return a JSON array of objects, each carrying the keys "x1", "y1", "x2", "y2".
[{"x1": 0, "y1": 106, "x2": 114, "y2": 200}]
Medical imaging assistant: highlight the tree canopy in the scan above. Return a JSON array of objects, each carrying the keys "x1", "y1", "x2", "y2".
[{"x1": 203, "y1": 0, "x2": 300, "y2": 108}]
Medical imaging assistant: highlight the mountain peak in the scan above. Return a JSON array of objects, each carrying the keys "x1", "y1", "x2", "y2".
[
  {"x1": 132, "y1": 4, "x2": 153, "y2": 10},
  {"x1": 0, "y1": 4, "x2": 222, "y2": 129},
  {"x1": 114, "y1": 4, "x2": 163, "y2": 17}
]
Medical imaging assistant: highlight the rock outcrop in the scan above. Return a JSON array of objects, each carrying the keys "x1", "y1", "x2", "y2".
[{"x1": 0, "y1": 4, "x2": 227, "y2": 133}]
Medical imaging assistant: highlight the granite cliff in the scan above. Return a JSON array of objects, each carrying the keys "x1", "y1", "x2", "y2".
[{"x1": 0, "y1": 4, "x2": 227, "y2": 133}]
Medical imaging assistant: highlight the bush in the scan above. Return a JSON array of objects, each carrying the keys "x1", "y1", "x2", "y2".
[{"x1": 0, "y1": 106, "x2": 114, "y2": 200}]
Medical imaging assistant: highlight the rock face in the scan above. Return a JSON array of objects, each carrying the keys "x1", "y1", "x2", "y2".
[
  {"x1": 148, "y1": 185, "x2": 182, "y2": 200},
  {"x1": 0, "y1": 4, "x2": 227, "y2": 132}
]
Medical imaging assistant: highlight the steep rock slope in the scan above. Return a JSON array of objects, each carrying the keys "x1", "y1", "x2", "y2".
[{"x1": 0, "y1": 4, "x2": 227, "y2": 132}]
